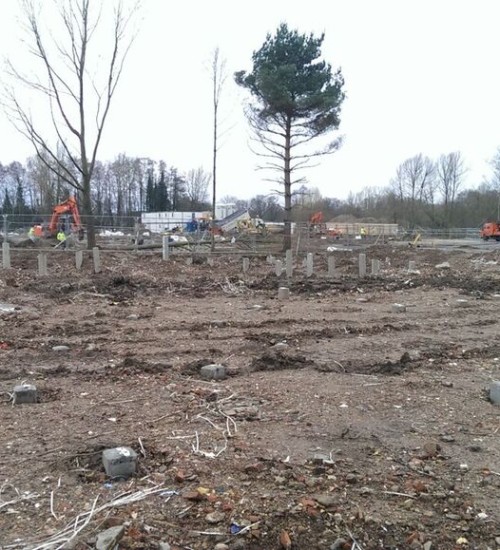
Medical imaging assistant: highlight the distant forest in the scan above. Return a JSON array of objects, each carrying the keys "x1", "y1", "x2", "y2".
[{"x1": 1, "y1": 149, "x2": 500, "y2": 229}]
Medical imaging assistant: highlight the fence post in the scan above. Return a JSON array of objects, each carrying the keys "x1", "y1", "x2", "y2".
[
  {"x1": 2, "y1": 242, "x2": 11, "y2": 269},
  {"x1": 93, "y1": 247, "x2": 101, "y2": 273},
  {"x1": 162, "y1": 235, "x2": 170, "y2": 261},
  {"x1": 285, "y1": 249, "x2": 293, "y2": 278}
]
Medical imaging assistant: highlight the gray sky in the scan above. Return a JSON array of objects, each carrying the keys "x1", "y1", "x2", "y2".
[{"x1": 1, "y1": 0, "x2": 500, "y2": 200}]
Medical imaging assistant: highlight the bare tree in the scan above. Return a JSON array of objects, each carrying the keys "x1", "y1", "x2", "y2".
[
  {"x1": 437, "y1": 152, "x2": 466, "y2": 216},
  {"x1": 185, "y1": 167, "x2": 210, "y2": 209},
  {"x1": 210, "y1": 47, "x2": 227, "y2": 250},
  {"x1": 391, "y1": 154, "x2": 435, "y2": 227},
  {"x1": 2, "y1": 0, "x2": 138, "y2": 248}
]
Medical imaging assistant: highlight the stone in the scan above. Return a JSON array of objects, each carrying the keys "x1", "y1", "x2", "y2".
[
  {"x1": 489, "y1": 381, "x2": 500, "y2": 405},
  {"x1": 278, "y1": 287, "x2": 290, "y2": 300},
  {"x1": 52, "y1": 345, "x2": 70, "y2": 352},
  {"x1": 214, "y1": 544, "x2": 229, "y2": 550},
  {"x1": 102, "y1": 447, "x2": 137, "y2": 479},
  {"x1": 391, "y1": 303, "x2": 406, "y2": 313},
  {"x1": 455, "y1": 299, "x2": 469, "y2": 308},
  {"x1": 158, "y1": 543, "x2": 171, "y2": 550},
  {"x1": 422, "y1": 441, "x2": 441, "y2": 458},
  {"x1": 13, "y1": 384, "x2": 37, "y2": 405},
  {"x1": 127, "y1": 314, "x2": 139, "y2": 320},
  {"x1": 200, "y1": 364, "x2": 226, "y2": 381},
  {"x1": 313, "y1": 494, "x2": 337, "y2": 507},
  {"x1": 435, "y1": 262, "x2": 450, "y2": 269},
  {"x1": 423, "y1": 542, "x2": 432, "y2": 550},
  {"x1": 205, "y1": 511, "x2": 225, "y2": 524},
  {"x1": 95, "y1": 525, "x2": 125, "y2": 550},
  {"x1": 330, "y1": 539, "x2": 348, "y2": 550}
]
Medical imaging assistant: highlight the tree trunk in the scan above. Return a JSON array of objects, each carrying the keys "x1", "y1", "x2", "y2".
[
  {"x1": 82, "y1": 176, "x2": 96, "y2": 249},
  {"x1": 283, "y1": 115, "x2": 292, "y2": 251}
]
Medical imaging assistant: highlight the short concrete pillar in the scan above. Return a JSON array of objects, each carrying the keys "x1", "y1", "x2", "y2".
[
  {"x1": 207, "y1": 256, "x2": 214, "y2": 267},
  {"x1": 186, "y1": 257, "x2": 193, "y2": 265},
  {"x1": 13, "y1": 384, "x2": 37, "y2": 405},
  {"x1": 359, "y1": 253, "x2": 366, "y2": 278},
  {"x1": 391, "y1": 303, "x2": 406, "y2": 313},
  {"x1": 327, "y1": 256, "x2": 336, "y2": 278},
  {"x1": 92, "y1": 247, "x2": 101, "y2": 273},
  {"x1": 266, "y1": 254, "x2": 275, "y2": 265},
  {"x1": 38, "y1": 252, "x2": 48, "y2": 276},
  {"x1": 102, "y1": 447, "x2": 137, "y2": 478},
  {"x1": 285, "y1": 250, "x2": 293, "y2": 278},
  {"x1": 306, "y1": 253, "x2": 313, "y2": 277},
  {"x1": 278, "y1": 287, "x2": 290, "y2": 300},
  {"x1": 75, "y1": 250, "x2": 83, "y2": 270},
  {"x1": 242, "y1": 257, "x2": 250, "y2": 273},
  {"x1": 2, "y1": 242, "x2": 11, "y2": 269},
  {"x1": 275, "y1": 259, "x2": 283, "y2": 276},
  {"x1": 162, "y1": 236, "x2": 170, "y2": 261},
  {"x1": 490, "y1": 381, "x2": 500, "y2": 405},
  {"x1": 408, "y1": 260, "x2": 416, "y2": 271},
  {"x1": 200, "y1": 364, "x2": 226, "y2": 380},
  {"x1": 371, "y1": 259, "x2": 380, "y2": 276}
]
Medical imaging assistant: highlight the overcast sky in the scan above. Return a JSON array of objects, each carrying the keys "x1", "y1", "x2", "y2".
[{"x1": 1, "y1": 0, "x2": 500, "y2": 200}]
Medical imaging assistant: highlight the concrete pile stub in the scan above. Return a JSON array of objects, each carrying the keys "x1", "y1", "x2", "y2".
[
  {"x1": 306, "y1": 253, "x2": 313, "y2": 277},
  {"x1": 200, "y1": 363, "x2": 226, "y2": 381},
  {"x1": 391, "y1": 303, "x2": 407, "y2": 313},
  {"x1": 278, "y1": 287, "x2": 290, "y2": 300},
  {"x1": 242, "y1": 257, "x2": 250, "y2": 273},
  {"x1": 162, "y1": 236, "x2": 170, "y2": 261},
  {"x1": 490, "y1": 381, "x2": 500, "y2": 405},
  {"x1": 2, "y1": 242, "x2": 11, "y2": 269},
  {"x1": 371, "y1": 259, "x2": 380, "y2": 276},
  {"x1": 13, "y1": 384, "x2": 38, "y2": 404},
  {"x1": 92, "y1": 247, "x2": 101, "y2": 273},
  {"x1": 359, "y1": 253, "x2": 367, "y2": 278},
  {"x1": 408, "y1": 260, "x2": 416, "y2": 272},
  {"x1": 38, "y1": 253, "x2": 48, "y2": 276},
  {"x1": 102, "y1": 447, "x2": 137, "y2": 478},
  {"x1": 275, "y1": 259, "x2": 283, "y2": 276},
  {"x1": 327, "y1": 256, "x2": 336, "y2": 277},
  {"x1": 75, "y1": 250, "x2": 83, "y2": 270}
]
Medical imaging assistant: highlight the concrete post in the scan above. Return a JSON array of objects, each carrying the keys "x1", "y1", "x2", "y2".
[
  {"x1": 408, "y1": 260, "x2": 416, "y2": 271},
  {"x1": 207, "y1": 256, "x2": 214, "y2": 267},
  {"x1": 162, "y1": 235, "x2": 170, "y2": 261},
  {"x1": 327, "y1": 256, "x2": 336, "y2": 278},
  {"x1": 242, "y1": 257, "x2": 250, "y2": 273},
  {"x1": 92, "y1": 247, "x2": 101, "y2": 274},
  {"x1": 359, "y1": 253, "x2": 366, "y2": 278},
  {"x1": 275, "y1": 259, "x2": 283, "y2": 276},
  {"x1": 266, "y1": 254, "x2": 275, "y2": 265},
  {"x1": 278, "y1": 287, "x2": 290, "y2": 300},
  {"x1": 38, "y1": 252, "x2": 48, "y2": 276},
  {"x1": 371, "y1": 259, "x2": 380, "y2": 276},
  {"x1": 306, "y1": 253, "x2": 313, "y2": 277},
  {"x1": 2, "y1": 242, "x2": 11, "y2": 269},
  {"x1": 285, "y1": 249, "x2": 293, "y2": 278},
  {"x1": 75, "y1": 250, "x2": 83, "y2": 270}
]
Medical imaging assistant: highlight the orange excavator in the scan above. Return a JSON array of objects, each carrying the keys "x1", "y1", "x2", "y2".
[
  {"x1": 309, "y1": 211, "x2": 342, "y2": 239},
  {"x1": 48, "y1": 196, "x2": 84, "y2": 239}
]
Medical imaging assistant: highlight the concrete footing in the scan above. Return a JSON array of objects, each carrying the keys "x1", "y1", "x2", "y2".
[
  {"x1": 102, "y1": 447, "x2": 138, "y2": 478},
  {"x1": 275, "y1": 259, "x2": 283, "y2": 276},
  {"x1": 200, "y1": 364, "x2": 227, "y2": 380},
  {"x1": 278, "y1": 287, "x2": 290, "y2": 300},
  {"x1": 93, "y1": 247, "x2": 101, "y2": 273},
  {"x1": 490, "y1": 381, "x2": 500, "y2": 405},
  {"x1": 359, "y1": 254, "x2": 366, "y2": 277},
  {"x1": 13, "y1": 384, "x2": 38, "y2": 404},
  {"x1": 391, "y1": 303, "x2": 407, "y2": 313},
  {"x1": 242, "y1": 257, "x2": 250, "y2": 273},
  {"x1": 2, "y1": 242, "x2": 11, "y2": 269}
]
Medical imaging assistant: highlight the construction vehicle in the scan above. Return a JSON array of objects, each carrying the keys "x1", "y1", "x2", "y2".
[
  {"x1": 480, "y1": 222, "x2": 500, "y2": 241},
  {"x1": 48, "y1": 196, "x2": 84, "y2": 239},
  {"x1": 308, "y1": 211, "x2": 341, "y2": 239}
]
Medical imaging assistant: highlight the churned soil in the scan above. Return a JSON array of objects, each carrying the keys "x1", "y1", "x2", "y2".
[{"x1": 1, "y1": 243, "x2": 500, "y2": 549}]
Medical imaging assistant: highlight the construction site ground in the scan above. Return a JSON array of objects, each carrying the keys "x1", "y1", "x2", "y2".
[{"x1": 1, "y1": 241, "x2": 500, "y2": 550}]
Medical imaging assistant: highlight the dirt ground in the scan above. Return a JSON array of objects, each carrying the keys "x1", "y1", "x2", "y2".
[{"x1": 1, "y1": 243, "x2": 500, "y2": 550}]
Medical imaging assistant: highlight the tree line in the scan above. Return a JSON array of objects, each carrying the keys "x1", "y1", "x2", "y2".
[
  {"x1": 0, "y1": 154, "x2": 212, "y2": 226},
  {"x1": 2, "y1": 147, "x2": 500, "y2": 230}
]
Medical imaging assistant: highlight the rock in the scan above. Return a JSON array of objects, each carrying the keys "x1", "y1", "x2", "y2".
[
  {"x1": 391, "y1": 303, "x2": 406, "y2": 313},
  {"x1": 423, "y1": 542, "x2": 432, "y2": 550},
  {"x1": 214, "y1": 544, "x2": 229, "y2": 550},
  {"x1": 435, "y1": 262, "x2": 450, "y2": 269},
  {"x1": 230, "y1": 540, "x2": 247, "y2": 550},
  {"x1": 206, "y1": 511, "x2": 225, "y2": 524},
  {"x1": 200, "y1": 364, "x2": 226, "y2": 381},
  {"x1": 52, "y1": 345, "x2": 70, "y2": 352},
  {"x1": 158, "y1": 544, "x2": 171, "y2": 550},
  {"x1": 95, "y1": 525, "x2": 125, "y2": 550},
  {"x1": 127, "y1": 314, "x2": 139, "y2": 320},
  {"x1": 440, "y1": 435, "x2": 456, "y2": 443},
  {"x1": 441, "y1": 380, "x2": 453, "y2": 388},
  {"x1": 313, "y1": 494, "x2": 337, "y2": 507},
  {"x1": 345, "y1": 473, "x2": 358, "y2": 484},
  {"x1": 468, "y1": 444, "x2": 482, "y2": 452},
  {"x1": 490, "y1": 381, "x2": 500, "y2": 405},
  {"x1": 422, "y1": 441, "x2": 441, "y2": 458}
]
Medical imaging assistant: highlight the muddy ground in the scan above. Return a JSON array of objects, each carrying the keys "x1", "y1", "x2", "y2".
[{"x1": 1, "y1": 243, "x2": 500, "y2": 550}]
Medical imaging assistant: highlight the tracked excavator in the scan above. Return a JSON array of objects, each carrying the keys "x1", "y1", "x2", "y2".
[{"x1": 48, "y1": 196, "x2": 84, "y2": 240}]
